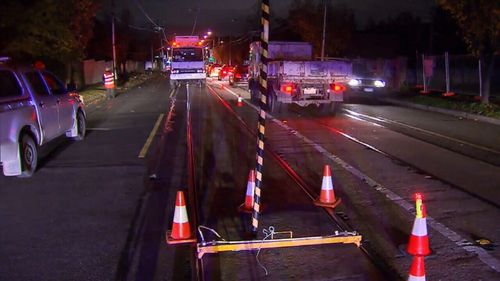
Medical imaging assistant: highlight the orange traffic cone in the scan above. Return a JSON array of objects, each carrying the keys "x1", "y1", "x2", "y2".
[
  {"x1": 407, "y1": 193, "x2": 430, "y2": 256},
  {"x1": 314, "y1": 165, "x2": 341, "y2": 208},
  {"x1": 407, "y1": 255, "x2": 426, "y2": 281},
  {"x1": 239, "y1": 170, "x2": 255, "y2": 213},
  {"x1": 166, "y1": 191, "x2": 196, "y2": 244},
  {"x1": 237, "y1": 96, "x2": 243, "y2": 107}
]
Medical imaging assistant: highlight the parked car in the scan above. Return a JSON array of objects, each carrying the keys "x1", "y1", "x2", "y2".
[
  {"x1": 218, "y1": 65, "x2": 234, "y2": 81},
  {"x1": 0, "y1": 57, "x2": 86, "y2": 177},
  {"x1": 229, "y1": 65, "x2": 249, "y2": 86}
]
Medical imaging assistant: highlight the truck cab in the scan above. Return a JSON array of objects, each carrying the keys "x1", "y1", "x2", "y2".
[
  {"x1": 169, "y1": 36, "x2": 207, "y2": 87},
  {"x1": 0, "y1": 58, "x2": 86, "y2": 177}
]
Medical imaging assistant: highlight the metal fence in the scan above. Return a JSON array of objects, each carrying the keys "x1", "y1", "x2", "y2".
[
  {"x1": 352, "y1": 54, "x2": 499, "y2": 97},
  {"x1": 416, "y1": 54, "x2": 499, "y2": 97}
]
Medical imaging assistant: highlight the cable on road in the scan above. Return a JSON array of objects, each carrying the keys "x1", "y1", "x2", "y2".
[
  {"x1": 198, "y1": 225, "x2": 226, "y2": 245},
  {"x1": 255, "y1": 226, "x2": 276, "y2": 276}
]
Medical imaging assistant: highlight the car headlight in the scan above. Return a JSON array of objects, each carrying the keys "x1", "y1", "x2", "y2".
[
  {"x1": 348, "y1": 79, "x2": 361, "y2": 86},
  {"x1": 374, "y1": 80, "x2": 385, "y2": 87}
]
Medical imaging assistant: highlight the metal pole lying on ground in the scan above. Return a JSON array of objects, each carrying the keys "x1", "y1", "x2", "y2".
[{"x1": 252, "y1": 0, "x2": 270, "y2": 235}]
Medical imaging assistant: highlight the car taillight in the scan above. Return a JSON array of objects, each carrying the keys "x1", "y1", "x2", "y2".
[
  {"x1": 330, "y1": 83, "x2": 345, "y2": 93},
  {"x1": 172, "y1": 69, "x2": 179, "y2": 74},
  {"x1": 280, "y1": 83, "x2": 295, "y2": 94},
  {"x1": 222, "y1": 70, "x2": 226, "y2": 74},
  {"x1": 235, "y1": 73, "x2": 242, "y2": 78}
]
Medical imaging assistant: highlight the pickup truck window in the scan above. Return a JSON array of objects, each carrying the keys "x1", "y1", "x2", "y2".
[
  {"x1": 42, "y1": 72, "x2": 66, "y2": 96},
  {"x1": 25, "y1": 71, "x2": 50, "y2": 96},
  {"x1": 0, "y1": 70, "x2": 23, "y2": 98}
]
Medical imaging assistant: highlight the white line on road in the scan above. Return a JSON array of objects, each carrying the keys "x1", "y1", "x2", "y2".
[
  {"x1": 344, "y1": 108, "x2": 500, "y2": 155},
  {"x1": 215, "y1": 83, "x2": 500, "y2": 272}
]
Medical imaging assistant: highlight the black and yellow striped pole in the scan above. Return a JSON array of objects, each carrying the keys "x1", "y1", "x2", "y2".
[{"x1": 252, "y1": 0, "x2": 270, "y2": 234}]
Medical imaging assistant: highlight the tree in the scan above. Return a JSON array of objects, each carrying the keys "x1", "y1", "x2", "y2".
[
  {"x1": 437, "y1": 0, "x2": 499, "y2": 103},
  {"x1": 287, "y1": 0, "x2": 355, "y2": 58},
  {"x1": 0, "y1": 0, "x2": 98, "y2": 83}
]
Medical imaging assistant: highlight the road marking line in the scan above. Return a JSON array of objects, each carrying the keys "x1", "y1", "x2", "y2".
[
  {"x1": 215, "y1": 84, "x2": 500, "y2": 272},
  {"x1": 138, "y1": 114, "x2": 164, "y2": 159},
  {"x1": 344, "y1": 108, "x2": 500, "y2": 155}
]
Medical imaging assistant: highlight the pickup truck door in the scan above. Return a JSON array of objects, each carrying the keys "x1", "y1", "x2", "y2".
[
  {"x1": 24, "y1": 71, "x2": 60, "y2": 141},
  {"x1": 42, "y1": 71, "x2": 74, "y2": 132}
]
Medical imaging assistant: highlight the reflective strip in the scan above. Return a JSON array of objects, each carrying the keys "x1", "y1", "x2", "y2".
[
  {"x1": 261, "y1": 3, "x2": 269, "y2": 14},
  {"x1": 254, "y1": 203, "x2": 260, "y2": 212},
  {"x1": 257, "y1": 155, "x2": 263, "y2": 165},
  {"x1": 411, "y1": 218, "x2": 428, "y2": 236},
  {"x1": 321, "y1": 176, "x2": 333, "y2": 191},
  {"x1": 256, "y1": 171, "x2": 262, "y2": 181},
  {"x1": 408, "y1": 275, "x2": 426, "y2": 281},
  {"x1": 255, "y1": 187, "x2": 261, "y2": 197},
  {"x1": 246, "y1": 181, "x2": 255, "y2": 196},
  {"x1": 173, "y1": 206, "x2": 189, "y2": 223},
  {"x1": 259, "y1": 124, "x2": 265, "y2": 134},
  {"x1": 416, "y1": 199, "x2": 423, "y2": 218}
]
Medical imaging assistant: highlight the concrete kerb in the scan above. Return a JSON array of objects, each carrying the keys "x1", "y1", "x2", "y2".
[{"x1": 382, "y1": 98, "x2": 500, "y2": 126}]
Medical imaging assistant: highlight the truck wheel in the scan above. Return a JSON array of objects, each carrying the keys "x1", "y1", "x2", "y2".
[
  {"x1": 72, "y1": 111, "x2": 86, "y2": 141},
  {"x1": 267, "y1": 89, "x2": 281, "y2": 113},
  {"x1": 19, "y1": 134, "x2": 38, "y2": 178},
  {"x1": 322, "y1": 102, "x2": 341, "y2": 115}
]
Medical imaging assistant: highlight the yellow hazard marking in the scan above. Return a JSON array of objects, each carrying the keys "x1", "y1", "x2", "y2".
[
  {"x1": 197, "y1": 234, "x2": 362, "y2": 259},
  {"x1": 258, "y1": 140, "x2": 264, "y2": 149},
  {"x1": 260, "y1": 110, "x2": 266, "y2": 119},
  {"x1": 257, "y1": 156, "x2": 263, "y2": 166},
  {"x1": 255, "y1": 187, "x2": 261, "y2": 196},
  {"x1": 253, "y1": 203, "x2": 260, "y2": 212},
  {"x1": 259, "y1": 124, "x2": 265, "y2": 134},
  {"x1": 256, "y1": 171, "x2": 262, "y2": 180},
  {"x1": 261, "y1": 3, "x2": 269, "y2": 14},
  {"x1": 415, "y1": 199, "x2": 423, "y2": 218},
  {"x1": 138, "y1": 114, "x2": 164, "y2": 158}
]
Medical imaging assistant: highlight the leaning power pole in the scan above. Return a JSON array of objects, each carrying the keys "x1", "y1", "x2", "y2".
[{"x1": 252, "y1": 0, "x2": 270, "y2": 234}]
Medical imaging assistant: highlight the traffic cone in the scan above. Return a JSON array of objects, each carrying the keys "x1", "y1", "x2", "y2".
[
  {"x1": 237, "y1": 96, "x2": 243, "y2": 107},
  {"x1": 407, "y1": 193, "x2": 430, "y2": 256},
  {"x1": 314, "y1": 165, "x2": 341, "y2": 208},
  {"x1": 407, "y1": 255, "x2": 426, "y2": 281},
  {"x1": 239, "y1": 170, "x2": 255, "y2": 213},
  {"x1": 166, "y1": 191, "x2": 196, "y2": 244}
]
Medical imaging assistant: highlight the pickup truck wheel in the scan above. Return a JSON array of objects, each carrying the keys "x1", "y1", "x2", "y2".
[
  {"x1": 73, "y1": 111, "x2": 86, "y2": 141},
  {"x1": 19, "y1": 134, "x2": 38, "y2": 178}
]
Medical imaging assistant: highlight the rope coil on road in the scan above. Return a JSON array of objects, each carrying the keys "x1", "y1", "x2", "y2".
[
  {"x1": 253, "y1": 0, "x2": 270, "y2": 234},
  {"x1": 256, "y1": 226, "x2": 276, "y2": 276}
]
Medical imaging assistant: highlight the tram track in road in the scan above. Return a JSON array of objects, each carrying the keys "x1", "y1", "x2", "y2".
[
  {"x1": 210, "y1": 82, "x2": 500, "y2": 276},
  {"x1": 205, "y1": 84, "x2": 402, "y2": 280}
]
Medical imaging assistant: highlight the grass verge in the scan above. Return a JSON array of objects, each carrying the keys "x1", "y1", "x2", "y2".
[{"x1": 405, "y1": 95, "x2": 500, "y2": 119}]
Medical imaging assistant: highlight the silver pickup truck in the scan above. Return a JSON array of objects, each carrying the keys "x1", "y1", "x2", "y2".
[{"x1": 0, "y1": 58, "x2": 86, "y2": 177}]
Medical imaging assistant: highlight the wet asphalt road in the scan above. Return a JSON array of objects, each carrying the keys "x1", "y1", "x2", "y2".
[
  {"x1": 1, "y1": 76, "x2": 499, "y2": 280},
  {"x1": 0, "y1": 76, "x2": 172, "y2": 280}
]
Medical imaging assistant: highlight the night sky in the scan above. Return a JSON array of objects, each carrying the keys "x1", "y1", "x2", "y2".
[{"x1": 119, "y1": 0, "x2": 435, "y2": 35}]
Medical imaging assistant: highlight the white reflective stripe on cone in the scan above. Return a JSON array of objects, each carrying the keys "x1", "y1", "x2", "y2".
[
  {"x1": 408, "y1": 275, "x2": 426, "y2": 281},
  {"x1": 174, "y1": 206, "x2": 189, "y2": 223},
  {"x1": 411, "y1": 218, "x2": 428, "y2": 236},
  {"x1": 322, "y1": 176, "x2": 333, "y2": 190},
  {"x1": 246, "y1": 182, "x2": 255, "y2": 196}
]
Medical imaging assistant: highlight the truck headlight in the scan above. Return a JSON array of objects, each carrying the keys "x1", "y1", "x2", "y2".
[
  {"x1": 374, "y1": 80, "x2": 385, "y2": 87},
  {"x1": 348, "y1": 79, "x2": 361, "y2": 86}
]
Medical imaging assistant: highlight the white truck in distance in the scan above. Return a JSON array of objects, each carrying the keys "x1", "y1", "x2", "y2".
[
  {"x1": 169, "y1": 36, "x2": 206, "y2": 87},
  {"x1": 248, "y1": 41, "x2": 352, "y2": 113}
]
